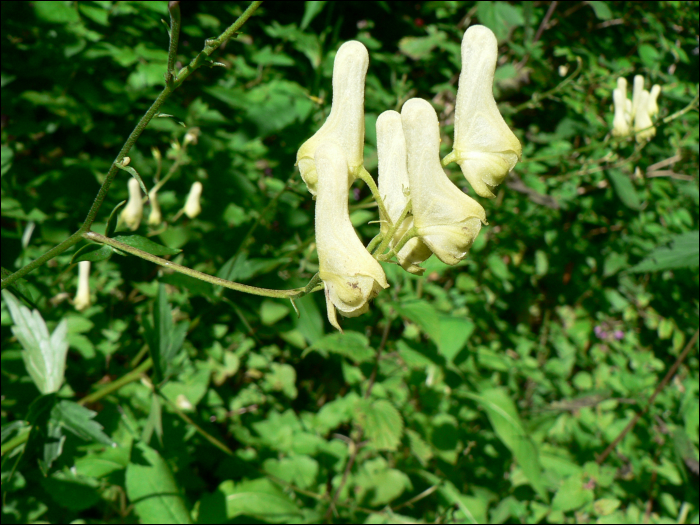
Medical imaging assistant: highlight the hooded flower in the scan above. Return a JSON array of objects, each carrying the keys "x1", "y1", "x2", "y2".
[
  {"x1": 612, "y1": 77, "x2": 631, "y2": 137},
  {"x1": 121, "y1": 177, "x2": 143, "y2": 230},
  {"x1": 315, "y1": 141, "x2": 388, "y2": 331},
  {"x1": 634, "y1": 88, "x2": 656, "y2": 143},
  {"x1": 376, "y1": 110, "x2": 432, "y2": 274},
  {"x1": 442, "y1": 25, "x2": 522, "y2": 199},
  {"x1": 296, "y1": 41, "x2": 369, "y2": 195},
  {"x1": 402, "y1": 98, "x2": 487, "y2": 266},
  {"x1": 74, "y1": 260, "x2": 91, "y2": 312},
  {"x1": 184, "y1": 181, "x2": 203, "y2": 218},
  {"x1": 630, "y1": 75, "x2": 645, "y2": 121},
  {"x1": 148, "y1": 189, "x2": 162, "y2": 226}
]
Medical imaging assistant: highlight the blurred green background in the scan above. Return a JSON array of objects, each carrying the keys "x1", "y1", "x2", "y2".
[{"x1": 1, "y1": 1, "x2": 698, "y2": 523}]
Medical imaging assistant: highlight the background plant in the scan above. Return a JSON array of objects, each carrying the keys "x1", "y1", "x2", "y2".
[{"x1": 1, "y1": 1, "x2": 698, "y2": 524}]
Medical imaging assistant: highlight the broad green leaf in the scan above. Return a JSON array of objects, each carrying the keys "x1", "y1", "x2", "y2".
[
  {"x1": 476, "y1": 1, "x2": 525, "y2": 41},
  {"x1": 51, "y1": 400, "x2": 113, "y2": 446},
  {"x1": 355, "y1": 399, "x2": 404, "y2": 451},
  {"x1": 306, "y1": 331, "x2": 375, "y2": 363},
  {"x1": 629, "y1": 231, "x2": 699, "y2": 272},
  {"x1": 40, "y1": 470, "x2": 101, "y2": 511},
  {"x1": 263, "y1": 455, "x2": 319, "y2": 490},
  {"x1": 588, "y1": 1, "x2": 613, "y2": 20},
  {"x1": 126, "y1": 443, "x2": 192, "y2": 524},
  {"x1": 295, "y1": 294, "x2": 324, "y2": 344},
  {"x1": 354, "y1": 458, "x2": 412, "y2": 506},
  {"x1": 607, "y1": 169, "x2": 642, "y2": 210},
  {"x1": 394, "y1": 300, "x2": 441, "y2": 345},
  {"x1": 462, "y1": 388, "x2": 547, "y2": 500},
  {"x1": 213, "y1": 478, "x2": 302, "y2": 523},
  {"x1": 552, "y1": 475, "x2": 593, "y2": 512},
  {"x1": 113, "y1": 234, "x2": 181, "y2": 256},
  {"x1": 437, "y1": 316, "x2": 473, "y2": 362},
  {"x1": 2, "y1": 291, "x2": 68, "y2": 394},
  {"x1": 71, "y1": 243, "x2": 114, "y2": 263},
  {"x1": 263, "y1": 362, "x2": 298, "y2": 399},
  {"x1": 260, "y1": 299, "x2": 290, "y2": 326},
  {"x1": 300, "y1": 1, "x2": 327, "y2": 30}
]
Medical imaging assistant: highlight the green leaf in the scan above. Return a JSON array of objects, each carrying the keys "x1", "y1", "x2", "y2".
[
  {"x1": 260, "y1": 299, "x2": 290, "y2": 326},
  {"x1": 51, "y1": 400, "x2": 114, "y2": 447},
  {"x1": 437, "y1": 316, "x2": 473, "y2": 362},
  {"x1": 116, "y1": 163, "x2": 148, "y2": 196},
  {"x1": 629, "y1": 231, "x2": 699, "y2": 272},
  {"x1": 105, "y1": 200, "x2": 126, "y2": 238},
  {"x1": 113, "y1": 234, "x2": 181, "y2": 256},
  {"x1": 71, "y1": 243, "x2": 114, "y2": 264},
  {"x1": 263, "y1": 455, "x2": 319, "y2": 490},
  {"x1": 394, "y1": 300, "x2": 441, "y2": 345},
  {"x1": 1, "y1": 266, "x2": 34, "y2": 305},
  {"x1": 476, "y1": 1, "x2": 525, "y2": 41},
  {"x1": 552, "y1": 475, "x2": 593, "y2": 512},
  {"x1": 146, "y1": 284, "x2": 189, "y2": 384},
  {"x1": 205, "y1": 478, "x2": 302, "y2": 523},
  {"x1": 607, "y1": 169, "x2": 642, "y2": 210},
  {"x1": 355, "y1": 399, "x2": 404, "y2": 451},
  {"x1": 2, "y1": 291, "x2": 68, "y2": 394},
  {"x1": 1, "y1": 145, "x2": 13, "y2": 177},
  {"x1": 126, "y1": 443, "x2": 192, "y2": 524},
  {"x1": 462, "y1": 388, "x2": 548, "y2": 500},
  {"x1": 300, "y1": 1, "x2": 327, "y2": 30},
  {"x1": 306, "y1": 331, "x2": 375, "y2": 364},
  {"x1": 41, "y1": 471, "x2": 101, "y2": 511},
  {"x1": 588, "y1": 1, "x2": 613, "y2": 20}
]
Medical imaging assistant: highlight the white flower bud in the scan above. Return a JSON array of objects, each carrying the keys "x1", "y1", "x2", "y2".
[
  {"x1": 376, "y1": 110, "x2": 432, "y2": 274},
  {"x1": 74, "y1": 261, "x2": 91, "y2": 312},
  {"x1": 297, "y1": 41, "x2": 369, "y2": 195},
  {"x1": 402, "y1": 98, "x2": 487, "y2": 266},
  {"x1": 634, "y1": 89, "x2": 656, "y2": 143},
  {"x1": 120, "y1": 177, "x2": 143, "y2": 230},
  {"x1": 612, "y1": 77, "x2": 631, "y2": 137},
  {"x1": 442, "y1": 25, "x2": 522, "y2": 199},
  {"x1": 630, "y1": 74, "x2": 645, "y2": 121},
  {"x1": 148, "y1": 189, "x2": 162, "y2": 226},
  {"x1": 315, "y1": 141, "x2": 388, "y2": 331},
  {"x1": 648, "y1": 84, "x2": 661, "y2": 117},
  {"x1": 184, "y1": 181, "x2": 203, "y2": 219}
]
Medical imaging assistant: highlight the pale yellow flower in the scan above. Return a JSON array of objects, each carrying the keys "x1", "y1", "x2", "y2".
[
  {"x1": 74, "y1": 260, "x2": 91, "y2": 312},
  {"x1": 148, "y1": 189, "x2": 162, "y2": 226},
  {"x1": 184, "y1": 181, "x2": 202, "y2": 219},
  {"x1": 442, "y1": 25, "x2": 522, "y2": 199},
  {"x1": 630, "y1": 74, "x2": 645, "y2": 121},
  {"x1": 402, "y1": 98, "x2": 487, "y2": 266},
  {"x1": 376, "y1": 110, "x2": 431, "y2": 274},
  {"x1": 297, "y1": 41, "x2": 369, "y2": 195},
  {"x1": 648, "y1": 84, "x2": 661, "y2": 117},
  {"x1": 120, "y1": 177, "x2": 143, "y2": 230},
  {"x1": 315, "y1": 142, "x2": 388, "y2": 331},
  {"x1": 634, "y1": 89, "x2": 656, "y2": 143},
  {"x1": 612, "y1": 77, "x2": 631, "y2": 137}
]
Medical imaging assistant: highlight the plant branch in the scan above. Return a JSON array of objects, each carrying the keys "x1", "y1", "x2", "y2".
[
  {"x1": 84, "y1": 232, "x2": 316, "y2": 299},
  {"x1": 596, "y1": 329, "x2": 699, "y2": 465},
  {"x1": 165, "y1": 2, "x2": 181, "y2": 85},
  {"x1": 357, "y1": 167, "x2": 392, "y2": 231},
  {"x1": 373, "y1": 199, "x2": 411, "y2": 257},
  {"x1": 378, "y1": 226, "x2": 418, "y2": 262}
]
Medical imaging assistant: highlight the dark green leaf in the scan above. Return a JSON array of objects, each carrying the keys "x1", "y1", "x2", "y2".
[
  {"x1": 112, "y1": 234, "x2": 181, "y2": 256},
  {"x1": 629, "y1": 231, "x2": 699, "y2": 272},
  {"x1": 607, "y1": 169, "x2": 642, "y2": 210},
  {"x1": 71, "y1": 243, "x2": 114, "y2": 264},
  {"x1": 50, "y1": 400, "x2": 114, "y2": 447}
]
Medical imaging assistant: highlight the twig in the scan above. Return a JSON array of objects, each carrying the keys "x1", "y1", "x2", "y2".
[
  {"x1": 516, "y1": 1, "x2": 558, "y2": 70},
  {"x1": 596, "y1": 329, "x2": 699, "y2": 465}
]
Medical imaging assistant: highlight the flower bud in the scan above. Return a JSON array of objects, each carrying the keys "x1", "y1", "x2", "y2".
[
  {"x1": 297, "y1": 41, "x2": 369, "y2": 195},
  {"x1": 376, "y1": 110, "x2": 432, "y2": 274},
  {"x1": 402, "y1": 98, "x2": 487, "y2": 266},
  {"x1": 121, "y1": 177, "x2": 143, "y2": 230},
  {"x1": 612, "y1": 77, "x2": 631, "y2": 137},
  {"x1": 148, "y1": 189, "x2": 162, "y2": 226},
  {"x1": 442, "y1": 25, "x2": 522, "y2": 199},
  {"x1": 184, "y1": 181, "x2": 202, "y2": 218},
  {"x1": 634, "y1": 89, "x2": 656, "y2": 143},
  {"x1": 648, "y1": 84, "x2": 661, "y2": 117},
  {"x1": 315, "y1": 141, "x2": 388, "y2": 331},
  {"x1": 630, "y1": 75, "x2": 645, "y2": 121},
  {"x1": 74, "y1": 260, "x2": 91, "y2": 312}
]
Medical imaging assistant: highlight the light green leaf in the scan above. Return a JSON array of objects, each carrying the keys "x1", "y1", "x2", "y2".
[
  {"x1": 306, "y1": 331, "x2": 375, "y2": 363},
  {"x1": 395, "y1": 300, "x2": 441, "y2": 345},
  {"x1": 2, "y1": 291, "x2": 68, "y2": 394},
  {"x1": 355, "y1": 399, "x2": 404, "y2": 451},
  {"x1": 629, "y1": 231, "x2": 699, "y2": 272},
  {"x1": 51, "y1": 400, "x2": 113, "y2": 447},
  {"x1": 437, "y1": 316, "x2": 473, "y2": 362},
  {"x1": 300, "y1": 1, "x2": 327, "y2": 30},
  {"x1": 215, "y1": 478, "x2": 302, "y2": 523},
  {"x1": 588, "y1": 1, "x2": 613, "y2": 20},
  {"x1": 260, "y1": 299, "x2": 290, "y2": 326},
  {"x1": 125, "y1": 443, "x2": 192, "y2": 524}
]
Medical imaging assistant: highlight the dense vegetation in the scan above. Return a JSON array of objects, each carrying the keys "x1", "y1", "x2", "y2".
[{"x1": 1, "y1": 1, "x2": 698, "y2": 523}]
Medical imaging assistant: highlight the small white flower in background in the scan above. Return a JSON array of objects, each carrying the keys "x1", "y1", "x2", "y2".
[
  {"x1": 612, "y1": 77, "x2": 631, "y2": 137},
  {"x1": 402, "y1": 98, "x2": 487, "y2": 266},
  {"x1": 376, "y1": 110, "x2": 432, "y2": 274},
  {"x1": 634, "y1": 89, "x2": 656, "y2": 142},
  {"x1": 442, "y1": 25, "x2": 522, "y2": 199},
  {"x1": 648, "y1": 84, "x2": 661, "y2": 117},
  {"x1": 120, "y1": 177, "x2": 143, "y2": 230},
  {"x1": 296, "y1": 41, "x2": 369, "y2": 195},
  {"x1": 74, "y1": 260, "x2": 91, "y2": 312},
  {"x1": 630, "y1": 74, "x2": 645, "y2": 121},
  {"x1": 148, "y1": 189, "x2": 162, "y2": 226},
  {"x1": 314, "y1": 141, "x2": 388, "y2": 331},
  {"x1": 184, "y1": 181, "x2": 203, "y2": 218}
]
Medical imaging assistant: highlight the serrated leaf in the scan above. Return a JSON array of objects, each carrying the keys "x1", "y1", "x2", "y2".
[
  {"x1": 71, "y1": 244, "x2": 114, "y2": 264},
  {"x1": 113, "y1": 234, "x2": 181, "y2": 256},
  {"x1": 51, "y1": 400, "x2": 113, "y2": 447},
  {"x1": 355, "y1": 399, "x2": 404, "y2": 451},
  {"x1": 126, "y1": 442, "x2": 192, "y2": 524},
  {"x1": 629, "y1": 231, "x2": 699, "y2": 272},
  {"x1": 306, "y1": 331, "x2": 375, "y2": 363},
  {"x1": 2, "y1": 291, "x2": 68, "y2": 394}
]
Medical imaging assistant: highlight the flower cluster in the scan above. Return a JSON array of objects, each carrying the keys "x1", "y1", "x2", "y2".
[
  {"x1": 296, "y1": 26, "x2": 521, "y2": 330},
  {"x1": 612, "y1": 74, "x2": 661, "y2": 142}
]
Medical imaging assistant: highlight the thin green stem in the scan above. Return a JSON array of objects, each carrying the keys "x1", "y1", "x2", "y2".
[
  {"x1": 512, "y1": 55, "x2": 583, "y2": 113},
  {"x1": 1, "y1": 1, "x2": 263, "y2": 291},
  {"x1": 373, "y1": 199, "x2": 411, "y2": 257},
  {"x1": 357, "y1": 167, "x2": 392, "y2": 230},
  {"x1": 365, "y1": 233, "x2": 383, "y2": 253},
  {"x1": 165, "y1": 2, "x2": 181, "y2": 85},
  {"x1": 378, "y1": 227, "x2": 418, "y2": 262},
  {"x1": 84, "y1": 231, "x2": 314, "y2": 299}
]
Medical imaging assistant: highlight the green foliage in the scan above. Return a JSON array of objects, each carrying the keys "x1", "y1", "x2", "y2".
[{"x1": 1, "y1": 1, "x2": 698, "y2": 524}]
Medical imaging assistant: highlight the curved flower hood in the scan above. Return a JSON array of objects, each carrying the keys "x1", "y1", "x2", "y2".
[
  {"x1": 442, "y1": 25, "x2": 522, "y2": 199},
  {"x1": 74, "y1": 260, "x2": 91, "y2": 312},
  {"x1": 402, "y1": 98, "x2": 487, "y2": 266},
  {"x1": 315, "y1": 141, "x2": 388, "y2": 331},
  {"x1": 612, "y1": 77, "x2": 631, "y2": 137},
  {"x1": 184, "y1": 181, "x2": 203, "y2": 219},
  {"x1": 121, "y1": 177, "x2": 143, "y2": 231},
  {"x1": 148, "y1": 189, "x2": 162, "y2": 226},
  {"x1": 297, "y1": 41, "x2": 369, "y2": 195},
  {"x1": 376, "y1": 110, "x2": 432, "y2": 274},
  {"x1": 634, "y1": 89, "x2": 656, "y2": 143}
]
